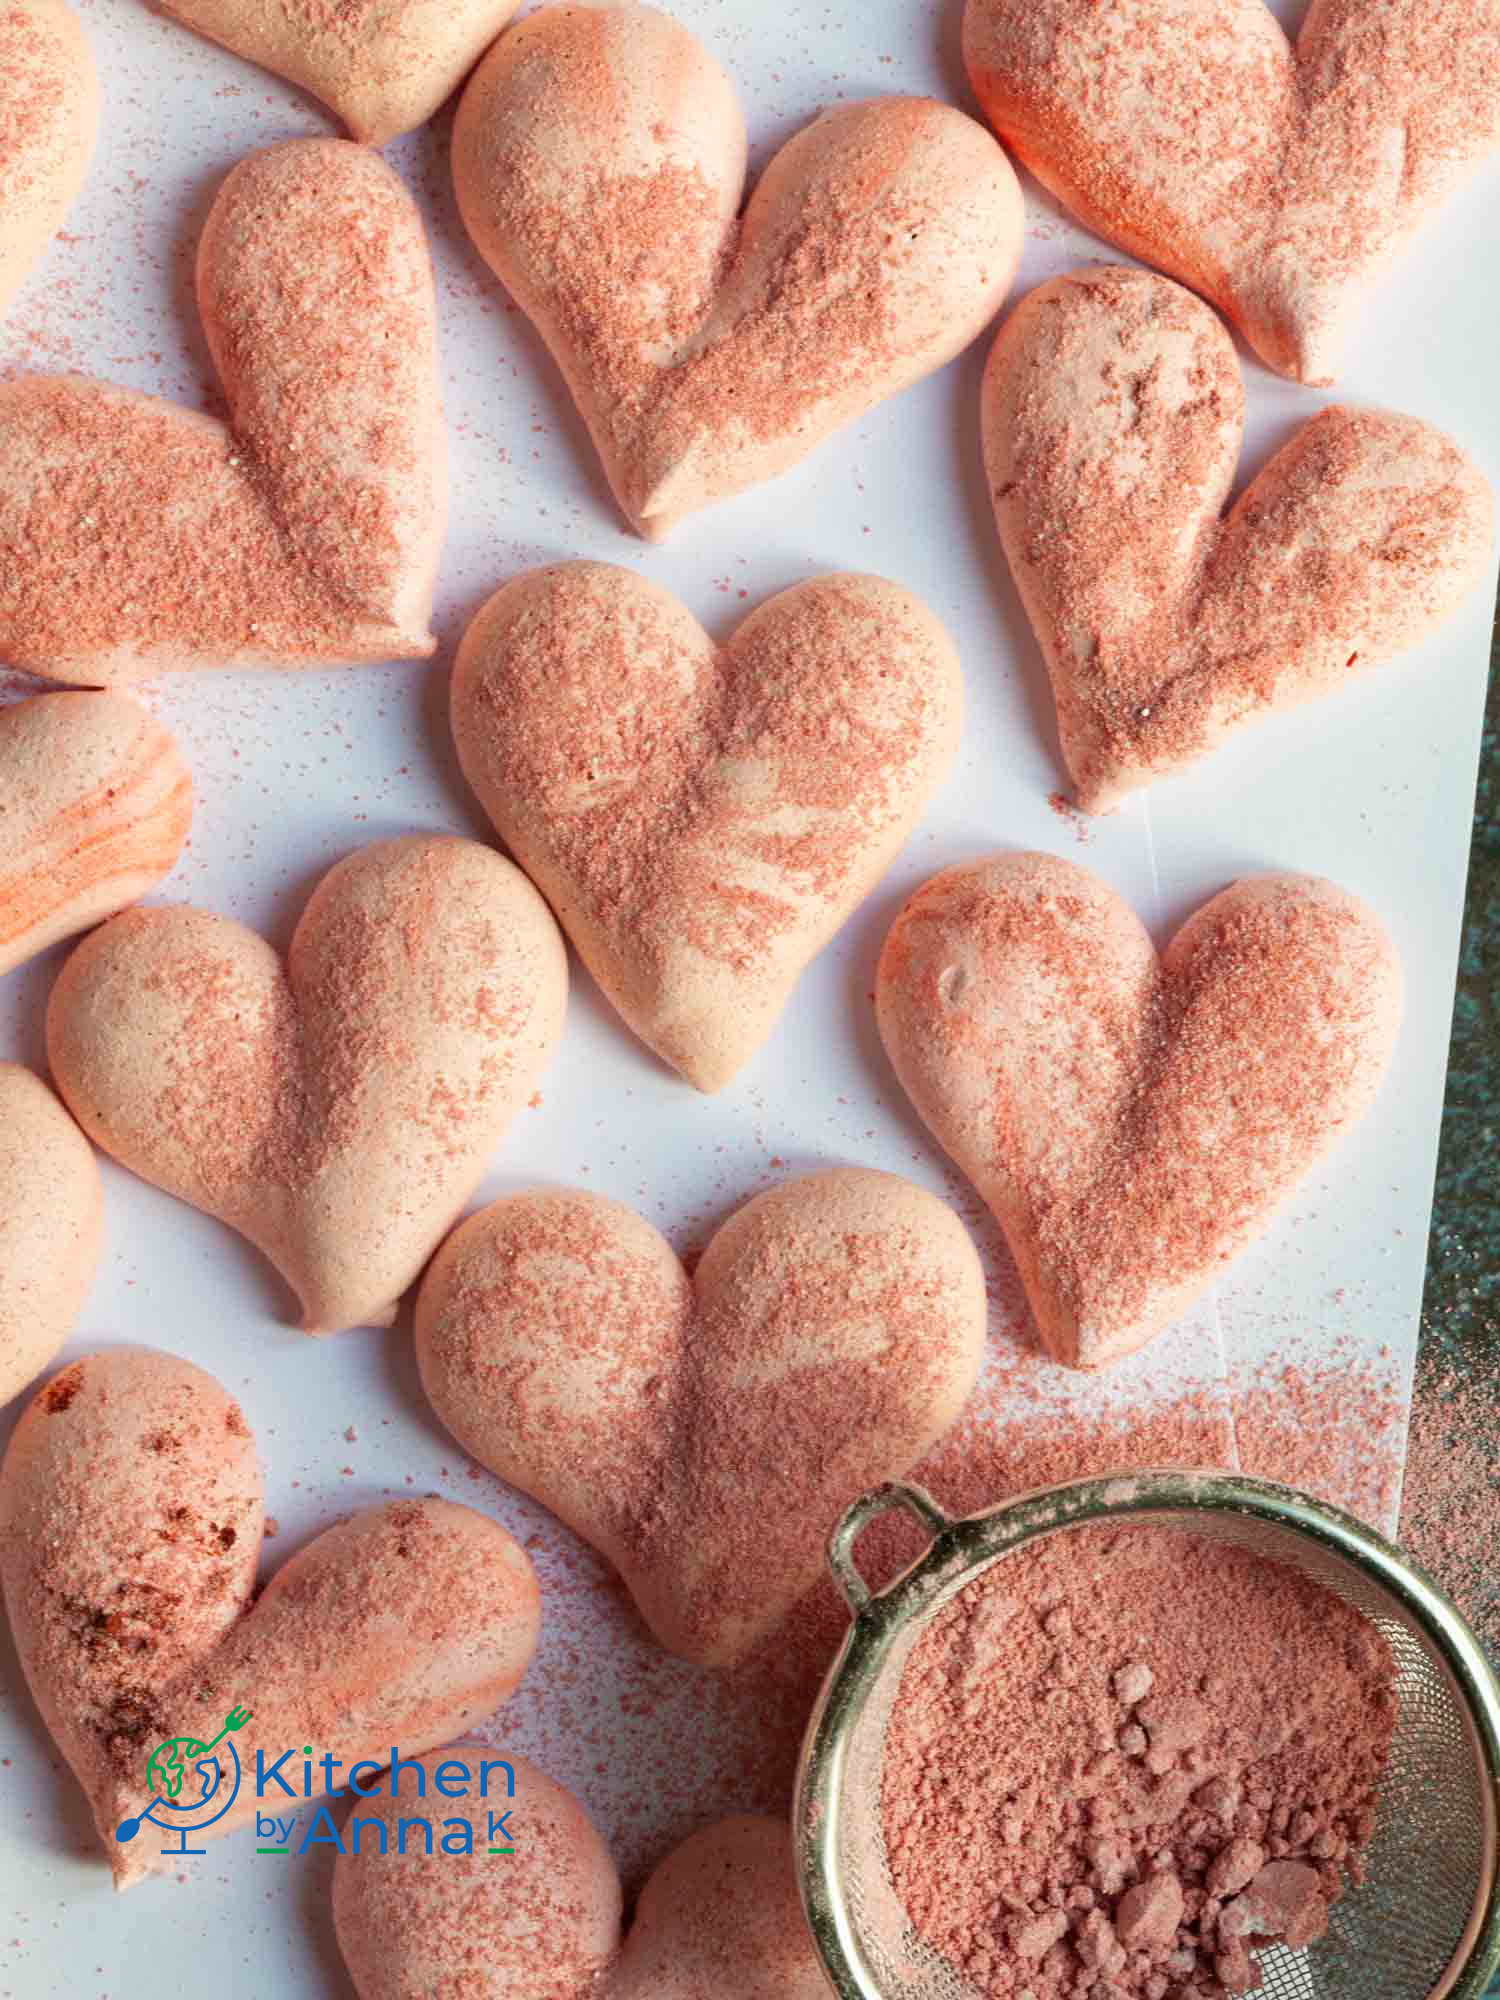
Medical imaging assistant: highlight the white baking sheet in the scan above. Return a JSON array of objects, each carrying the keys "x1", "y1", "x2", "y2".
[{"x1": 1, "y1": 0, "x2": 1497, "y2": 1991}]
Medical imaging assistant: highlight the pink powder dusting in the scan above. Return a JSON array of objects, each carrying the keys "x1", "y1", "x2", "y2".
[
  {"x1": 487, "y1": 1319, "x2": 1409, "y2": 1891},
  {"x1": 882, "y1": 1523, "x2": 1396, "y2": 1998}
]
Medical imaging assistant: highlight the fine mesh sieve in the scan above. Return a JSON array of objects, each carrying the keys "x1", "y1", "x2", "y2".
[{"x1": 794, "y1": 1470, "x2": 1500, "y2": 2000}]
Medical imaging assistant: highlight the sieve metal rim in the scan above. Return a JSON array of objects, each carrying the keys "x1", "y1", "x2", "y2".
[{"x1": 793, "y1": 1467, "x2": 1500, "y2": 2000}]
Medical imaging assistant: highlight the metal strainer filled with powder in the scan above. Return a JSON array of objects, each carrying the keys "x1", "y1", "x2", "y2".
[{"x1": 795, "y1": 1470, "x2": 1500, "y2": 2000}]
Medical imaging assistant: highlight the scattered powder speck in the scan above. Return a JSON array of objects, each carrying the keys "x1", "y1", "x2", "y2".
[
  {"x1": 1230, "y1": 1343, "x2": 1404, "y2": 1532},
  {"x1": 1048, "y1": 790, "x2": 1094, "y2": 843}
]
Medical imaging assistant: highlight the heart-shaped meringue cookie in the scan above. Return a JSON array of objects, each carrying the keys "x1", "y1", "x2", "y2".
[
  {"x1": 334, "y1": 1753, "x2": 826, "y2": 2000},
  {"x1": 877, "y1": 854, "x2": 1402, "y2": 1370},
  {"x1": 985, "y1": 267, "x2": 1492, "y2": 812},
  {"x1": 0, "y1": 0, "x2": 97, "y2": 318},
  {"x1": 0, "y1": 1064, "x2": 101, "y2": 1407},
  {"x1": 47, "y1": 834, "x2": 567, "y2": 1335},
  {"x1": 965, "y1": 0, "x2": 1500, "y2": 385},
  {"x1": 609, "y1": 1816, "x2": 825, "y2": 2000},
  {"x1": 452, "y1": 2, "x2": 1023, "y2": 539},
  {"x1": 415, "y1": 1169, "x2": 987, "y2": 1666},
  {"x1": 0, "y1": 1346, "x2": 541, "y2": 1889},
  {"x1": 0, "y1": 693, "x2": 191, "y2": 976},
  {"x1": 153, "y1": 0, "x2": 521, "y2": 148},
  {"x1": 0, "y1": 138, "x2": 445, "y2": 683},
  {"x1": 452, "y1": 564, "x2": 964, "y2": 1092}
]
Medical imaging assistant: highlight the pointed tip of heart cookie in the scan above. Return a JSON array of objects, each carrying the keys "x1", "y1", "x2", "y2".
[
  {"x1": 1071, "y1": 775, "x2": 1123, "y2": 817},
  {"x1": 108, "y1": 1845, "x2": 155, "y2": 1894},
  {"x1": 627, "y1": 460, "x2": 701, "y2": 542},
  {"x1": 300, "y1": 1296, "x2": 399, "y2": 1337},
  {"x1": 1249, "y1": 311, "x2": 1340, "y2": 390},
  {"x1": 675, "y1": 1047, "x2": 746, "y2": 1094},
  {"x1": 337, "y1": 106, "x2": 405, "y2": 152},
  {"x1": 158, "y1": 0, "x2": 526, "y2": 152}
]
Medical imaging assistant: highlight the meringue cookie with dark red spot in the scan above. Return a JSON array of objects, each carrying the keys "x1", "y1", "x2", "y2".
[{"x1": 0, "y1": 1347, "x2": 541, "y2": 1889}]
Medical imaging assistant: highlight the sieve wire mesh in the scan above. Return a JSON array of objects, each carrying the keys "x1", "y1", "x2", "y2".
[{"x1": 815, "y1": 1500, "x2": 1496, "y2": 2000}]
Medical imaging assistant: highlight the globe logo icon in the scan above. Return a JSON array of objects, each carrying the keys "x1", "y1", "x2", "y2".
[
  {"x1": 116, "y1": 1704, "x2": 253, "y2": 1857},
  {"x1": 147, "y1": 1736, "x2": 226, "y2": 1808}
]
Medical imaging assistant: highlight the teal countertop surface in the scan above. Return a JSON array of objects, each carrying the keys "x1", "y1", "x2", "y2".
[
  {"x1": 1412, "y1": 607, "x2": 1497, "y2": 1997},
  {"x1": 1411, "y1": 611, "x2": 1497, "y2": 1632}
]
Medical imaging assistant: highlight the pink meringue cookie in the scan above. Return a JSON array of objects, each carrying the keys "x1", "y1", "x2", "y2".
[
  {"x1": 0, "y1": 1063, "x2": 101, "y2": 1407},
  {"x1": 333, "y1": 1752, "x2": 826, "y2": 2000},
  {"x1": 0, "y1": 1346, "x2": 541, "y2": 1890},
  {"x1": 452, "y1": 564, "x2": 963, "y2": 1090},
  {"x1": 876, "y1": 853, "x2": 1402, "y2": 1369},
  {"x1": 46, "y1": 835, "x2": 567, "y2": 1336},
  {"x1": 964, "y1": 0, "x2": 1500, "y2": 385},
  {"x1": 610, "y1": 1816, "x2": 828, "y2": 1999},
  {"x1": 415, "y1": 1169, "x2": 986, "y2": 1666},
  {"x1": 452, "y1": 2, "x2": 1023, "y2": 538},
  {"x1": 151, "y1": 0, "x2": 522, "y2": 148},
  {"x1": 0, "y1": 692, "x2": 191, "y2": 976},
  {"x1": 983, "y1": 266, "x2": 1492, "y2": 812},
  {"x1": 334, "y1": 1753, "x2": 622, "y2": 1999},
  {"x1": 0, "y1": 0, "x2": 98, "y2": 317},
  {"x1": 0, "y1": 138, "x2": 445, "y2": 681}
]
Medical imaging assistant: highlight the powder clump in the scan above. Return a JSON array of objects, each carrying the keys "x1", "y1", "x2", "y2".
[{"x1": 881, "y1": 1523, "x2": 1396, "y2": 1997}]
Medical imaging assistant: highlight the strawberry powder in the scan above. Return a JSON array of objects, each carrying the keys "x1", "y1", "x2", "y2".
[{"x1": 881, "y1": 1523, "x2": 1396, "y2": 1998}]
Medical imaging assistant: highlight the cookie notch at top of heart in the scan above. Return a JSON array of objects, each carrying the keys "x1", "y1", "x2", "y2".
[
  {"x1": 0, "y1": 138, "x2": 445, "y2": 684},
  {"x1": 984, "y1": 267, "x2": 1492, "y2": 813},
  {"x1": 876, "y1": 852, "x2": 1403, "y2": 1371},
  {"x1": 0, "y1": 0, "x2": 98, "y2": 319},
  {"x1": 414, "y1": 1169, "x2": 988, "y2": 1667},
  {"x1": 45, "y1": 834, "x2": 567, "y2": 1336},
  {"x1": 964, "y1": 0, "x2": 1500, "y2": 385},
  {"x1": 333, "y1": 1756, "x2": 828, "y2": 2000},
  {"x1": 452, "y1": 564, "x2": 965, "y2": 1092},
  {"x1": 452, "y1": 2, "x2": 1024, "y2": 539},
  {"x1": 152, "y1": 0, "x2": 523, "y2": 148}
]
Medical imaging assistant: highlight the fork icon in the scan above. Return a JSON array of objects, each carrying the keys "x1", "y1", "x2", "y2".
[{"x1": 210, "y1": 1704, "x2": 253, "y2": 1747}]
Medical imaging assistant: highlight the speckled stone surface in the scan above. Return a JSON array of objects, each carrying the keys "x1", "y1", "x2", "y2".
[
  {"x1": 1405, "y1": 605, "x2": 1499, "y2": 1632},
  {"x1": 1403, "y1": 605, "x2": 1498, "y2": 1998},
  {"x1": 1422, "y1": 621, "x2": 1499, "y2": 1366}
]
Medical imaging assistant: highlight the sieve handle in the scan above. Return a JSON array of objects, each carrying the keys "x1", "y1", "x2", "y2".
[{"x1": 828, "y1": 1481, "x2": 951, "y2": 1613}]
